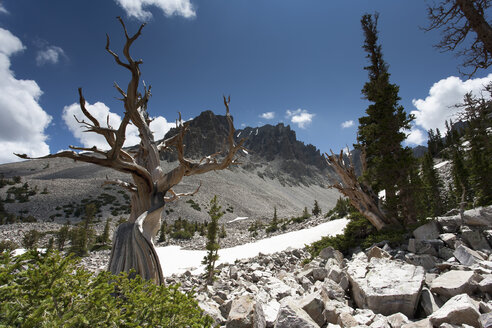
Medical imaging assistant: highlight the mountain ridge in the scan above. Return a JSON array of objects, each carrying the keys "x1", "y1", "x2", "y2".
[
  {"x1": 159, "y1": 110, "x2": 336, "y2": 187},
  {"x1": 0, "y1": 110, "x2": 340, "y2": 224}
]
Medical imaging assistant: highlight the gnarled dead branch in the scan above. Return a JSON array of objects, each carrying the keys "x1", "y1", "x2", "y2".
[
  {"x1": 426, "y1": 0, "x2": 492, "y2": 77},
  {"x1": 325, "y1": 149, "x2": 399, "y2": 230},
  {"x1": 16, "y1": 18, "x2": 245, "y2": 285}
]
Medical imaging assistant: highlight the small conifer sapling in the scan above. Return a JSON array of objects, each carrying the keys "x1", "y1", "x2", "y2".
[{"x1": 202, "y1": 196, "x2": 224, "y2": 284}]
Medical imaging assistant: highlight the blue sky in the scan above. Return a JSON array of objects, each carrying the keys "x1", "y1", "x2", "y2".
[{"x1": 0, "y1": 0, "x2": 490, "y2": 163}]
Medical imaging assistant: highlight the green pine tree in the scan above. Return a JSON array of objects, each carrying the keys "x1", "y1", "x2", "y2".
[
  {"x1": 421, "y1": 152, "x2": 444, "y2": 217},
  {"x1": 356, "y1": 13, "x2": 415, "y2": 224},
  {"x1": 100, "y1": 218, "x2": 111, "y2": 245},
  {"x1": 312, "y1": 200, "x2": 321, "y2": 216},
  {"x1": 451, "y1": 147, "x2": 471, "y2": 209},
  {"x1": 202, "y1": 196, "x2": 223, "y2": 284},
  {"x1": 56, "y1": 221, "x2": 70, "y2": 251},
  {"x1": 302, "y1": 206, "x2": 309, "y2": 219},
  {"x1": 70, "y1": 204, "x2": 96, "y2": 256},
  {"x1": 427, "y1": 129, "x2": 437, "y2": 156},
  {"x1": 460, "y1": 88, "x2": 492, "y2": 205},
  {"x1": 435, "y1": 128, "x2": 444, "y2": 154},
  {"x1": 219, "y1": 224, "x2": 227, "y2": 239},
  {"x1": 266, "y1": 207, "x2": 279, "y2": 233},
  {"x1": 158, "y1": 221, "x2": 167, "y2": 243},
  {"x1": 46, "y1": 237, "x2": 54, "y2": 253},
  {"x1": 22, "y1": 229, "x2": 40, "y2": 250}
]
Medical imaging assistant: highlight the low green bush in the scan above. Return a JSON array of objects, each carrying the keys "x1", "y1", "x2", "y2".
[
  {"x1": 0, "y1": 240, "x2": 18, "y2": 252},
  {"x1": 0, "y1": 250, "x2": 213, "y2": 327},
  {"x1": 186, "y1": 199, "x2": 202, "y2": 211},
  {"x1": 325, "y1": 197, "x2": 355, "y2": 220},
  {"x1": 170, "y1": 229, "x2": 193, "y2": 240},
  {"x1": 307, "y1": 212, "x2": 407, "y2": 257}
]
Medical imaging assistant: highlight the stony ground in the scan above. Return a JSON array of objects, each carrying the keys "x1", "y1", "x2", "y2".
[
  {"x1": 0, "y1": 157, "x2": 340, "y2": 225},
  {"x1": 164, "y1": 205, "x2": 492, "y2": 328},
  {"x1": 75, "y1": 213, "x2": 332, "y2": 274},
  {"x1": 4, "y1": 158, "x2": 491, "y2": 327}
]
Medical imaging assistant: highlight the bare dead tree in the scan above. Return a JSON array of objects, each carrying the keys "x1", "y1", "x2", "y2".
[
  {"x1": 425, "y1": 0, "x2": 492, "y2": 76},
  {"x1": 324, "y1": 150, "x2": 400, "y2": 231},
  {"x1": 16, "y1": 18, "x2": 245, "y2": 284}
]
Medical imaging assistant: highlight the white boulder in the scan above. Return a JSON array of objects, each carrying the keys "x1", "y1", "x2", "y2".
[{"x1": 346, "y1": 255, "x2": 425, "y2": 318}]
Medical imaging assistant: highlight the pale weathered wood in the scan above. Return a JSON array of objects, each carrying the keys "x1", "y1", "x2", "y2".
[
  {"x1": 16, "y1": 18, "x2": 244, "y2": 284},
  {"x1": 324, "y1": 150, "x2": 399, "y2": 231}
]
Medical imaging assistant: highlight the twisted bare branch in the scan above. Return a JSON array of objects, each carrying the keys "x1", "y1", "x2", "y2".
[
  {"x1": 425, "y1": 0, "x2": 492, "y2": 77},
  {"x1": 164, "y1": 183, "x2": 202, "y2": 202},
  {"x1": 103, "y1": 178, "x2": 137, "y2": 192},
  {"x1": 157, "y1": 96, "x2": 245, "y2": 192},
  {"x1": 325, "y1": 149, "x2": 397, "y2": 230}
]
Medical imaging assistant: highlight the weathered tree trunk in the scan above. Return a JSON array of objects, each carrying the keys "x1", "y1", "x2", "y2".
[
  {"x1": 456, "y1": 0, "x2": 492, "y2": 55},
  {"x1": 325, "y1": 150, "x2": 400, "y2": 231},
  {"x1": 109, "y1": 209, "x2": 164, "y2": 284},
  {"x1": 16, "y1": 18, "x2": 245, "y2": 285}
]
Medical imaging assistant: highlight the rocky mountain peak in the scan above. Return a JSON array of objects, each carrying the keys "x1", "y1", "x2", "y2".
[
  {"x1": 236, "y1": 123, "x2": 325, "y2": 170},
  {"x1": 161, "y1": 110, "x2": 326, "y2": 171},
  {"x1": 160, "y1": 110, "x2": 230, "y2": 162}
]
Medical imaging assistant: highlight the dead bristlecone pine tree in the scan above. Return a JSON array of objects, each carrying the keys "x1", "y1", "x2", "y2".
[{"x1": 15, "y1": 18, "x2": 245, "y2": 285}]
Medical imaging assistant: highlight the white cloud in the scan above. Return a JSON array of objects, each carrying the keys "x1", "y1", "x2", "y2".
[
  {"x1": 0, "y1": 3, "x2": 8, "y2": 14},
  {"x1": 0, "y1": 28, "x2": 52, "y2": 164},
  {"x1": 114, "y1": 0, "x2": 196, "y2": 20},
  {"x1": 36, "y1": 45, "x2": 66, "y2": 66},
  {"x1": 341, "y1": 120, "x2": 354, "y2": 129},
  {"x1": 405, "y1": 128, "x2": 425, "y2": 146},
  {"x1": 149, "y1": 115, "x2": 175, "y2": 140},
  {"x1": 0, "y1": 28, "x2": 24, "y2": 56},
  {"x1": 411, "y1": 74, "x2": 492, "y2": 133},
  {"x1": 285, "y1": 108, "x2": 314, "y2": 129},
  {"x1": 63, "y1": 101, "x2": 175, "y2": 150},
  {"x1": 260, "y1": 112, "x2": 275, "y2": 120}
]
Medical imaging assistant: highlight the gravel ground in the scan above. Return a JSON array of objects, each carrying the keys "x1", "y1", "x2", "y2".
[{"x1": 1, "y1": 157, "x2": 341, "y2": 273}]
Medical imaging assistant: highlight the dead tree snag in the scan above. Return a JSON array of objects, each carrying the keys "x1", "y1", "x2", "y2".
[
  {"x1": 16, "y1": 18, "x2": 245, "y2": 284},
  {"x1": 324, "y1": 150, "x2": 400, "y2": 231}
]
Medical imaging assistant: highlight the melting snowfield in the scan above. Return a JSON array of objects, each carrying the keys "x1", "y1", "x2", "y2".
[
  {"x1": 156, "y1": 218, "x2": 348, "y2": 276},
  {"x1": 228, "y1": 216, "x2": 249, "y2": 223},
  {"x1": 433, "y1": 160, "x2": 450, "y2": 170}
]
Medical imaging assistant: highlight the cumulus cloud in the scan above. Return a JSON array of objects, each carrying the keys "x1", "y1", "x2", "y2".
[
  {"x1": 260, "y1": 112, "x2": 275, "y2": 120},
  {"x1": 405, "y1": 128, "x2": 425, "y2": 146},
  {"x1": 36, "y1": 45, "x2": 66, "y2": 66},
  {"x1": 63, "y1": 101, "x2": 175, "y2": 149},
  {"x1": 411, "y1": 74, "x2": 492, "y2": 133},
  {"x1": 285, "y1": 108, "x2": 314, "y2": 129},
  {"x1": 114, "y1": 0, "x2": 196, "y2": 20},
  {"x1": 0, "y1": 28, "x2": 52, "y2": 163},
  {"x1": 341, "y1": 120, "x2": 354, "y2": 129},
  {"x1": 0, "y1": 28, "x2": 24, "y2": 56}
]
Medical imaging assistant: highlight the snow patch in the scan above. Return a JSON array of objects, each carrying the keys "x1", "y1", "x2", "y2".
[
  {"x1": 156, "y1": 218, "x2": 349, "y2": 276},
  {"x1": 237, "y1": 132, "x2": 241, "y2": 138},
  {"x1": 433, "y1": 160, "x2": 450, "y2": 170},
  {"x1": 255, "y1": 128, "x2": 258, "y2": 136},
  {"x1": 13, "y1": 248, "x2": 46, "y2": 256},
  {"x1": 378, "y1": 190, "x2": 386, "y2": 201},
  {"x1": 228, "y1": 216, "x2": 249, "y2": 223},
  {"x1": 242, "y1": 149, "x2": 249, "y2": 155}
]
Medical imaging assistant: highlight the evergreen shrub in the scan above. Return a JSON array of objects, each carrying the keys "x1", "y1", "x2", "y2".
[{"x1": 0, "y1": 250, "x2": 213, "y2": 327}]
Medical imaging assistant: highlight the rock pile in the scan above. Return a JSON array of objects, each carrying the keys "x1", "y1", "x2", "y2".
[{"x1": 167, "y1": 206, "x2": 492, "y2": 327}]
